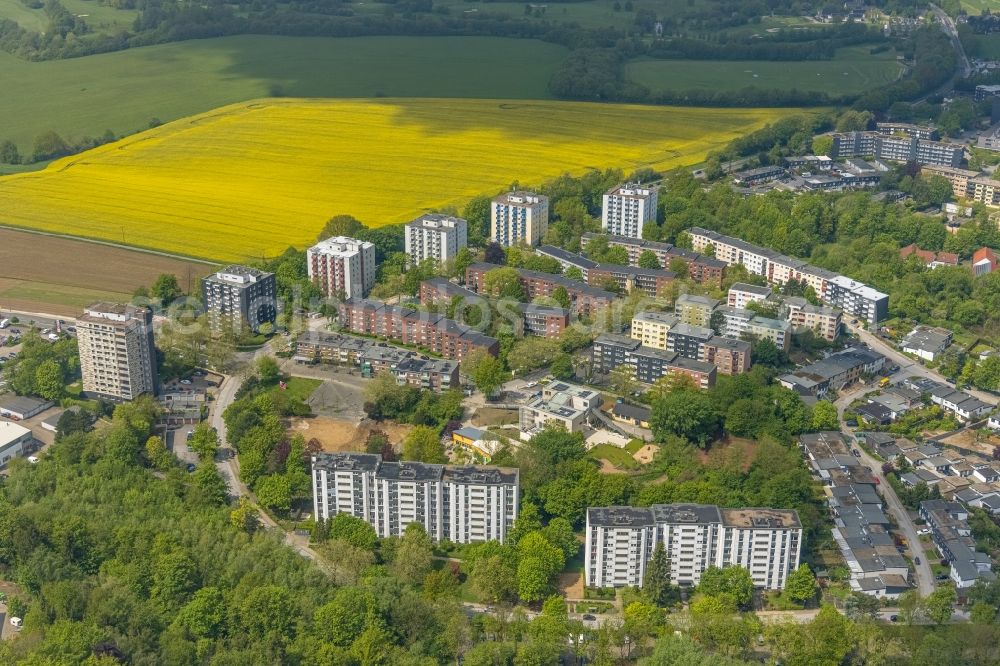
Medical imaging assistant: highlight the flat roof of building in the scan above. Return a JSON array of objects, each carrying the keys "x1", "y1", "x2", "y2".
[
  {"x1": 0, "y1": 395, "x2": 52, "y2": 415},
  {"x1": 676, "y1": 293, "x2": 720, "y2": 309},
  {"x1": 376, "y1": 461, "x2": 445, "y2": 482},
  {"x1": 0, "y1": 420, "x2": 31, "y2": 447},
  {"x1": 588, "y1": 506, "x2": 656, "y2": 528},
  {"x1": 729, "y1": 282, "x2": 772, "y2": 296},
  {"x1": 633, "y1": 311, "x2": 679, "y2": 326},
  {"x1": 310, "y1": 236, "x2": 374, "y2": 255},
  {"x1": 312, "y1": 452, "x2": 383, "y2": 473},
  {"x1": 537, "y1": 245, "x2": 599, "y2": 269},
  {"x1": 722, "y1": 508, "x2": 801, "y2": 529},
  {"x1": 651, "y1": 503, "x2": 723, "y2": 525},
  {"x1": 443, "y1": 465, "x2": 519, "y2": 485}
]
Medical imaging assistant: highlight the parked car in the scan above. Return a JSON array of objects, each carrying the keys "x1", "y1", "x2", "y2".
[
  {"x1": 890, "y1": 615, "x2": 898, "y2": 622},
  {"x1": 582, "y1": 614, "x2": 596, "y2": 621},
  {"x1": 186, "y1": 463, "x2": 197, "y2": 473},
  {"x1": 9, "y1": 617, "x2": 22, "y2": 629},
  {"x1": 27, "y1": 456, "x2": 39, "y2": 464},
  {"x1": 915, "y1": 557, "x2": 921, "y2": 565}
]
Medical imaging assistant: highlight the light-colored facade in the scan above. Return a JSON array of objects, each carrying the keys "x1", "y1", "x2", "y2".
[
  {"x1": 312, "y1": 453, "x2": 519, "y2": 544},
  {"x1": 728, "y1": 283, "x2": 772, "y2": 310},
  {"x1": 630, "y1": 311, "x2": 678, "y2": 351},
  {"x1": 76, "y1": 303, "x2": 158, "y2": 402},
  {"x1": 307, "y1": 236, "x2": 376, "y2": 299},
  {"x1": 0, "y1": 421, "x2": 32, "y2": 468},
  {"x1": 674, "y1": 294, "x2": 720, "y2": 327},
  {"x1": 687, "y1": 227, "x2": 888, "y2": 325},
  {"x1": 785, "y1": 300, "x2": 842, "y2": 342},
  {"x1": 747, "y1": 316, "x2": 791, "y2": 351},
  {"x1": 585, "y1": 504, "x2": 801, "y2": 590},
  {"x1": 491, "y1": 191, "x2": 549, "y2": 247},
  {"x1": 201, "y1": 265, "x2": 277, "y2": 333},
  {"x1": 602, "y1": 183, "x2": 659, "y2": 239},
  {"x1": 404, "y1": 214, "x2": 468, "y2": 265}
]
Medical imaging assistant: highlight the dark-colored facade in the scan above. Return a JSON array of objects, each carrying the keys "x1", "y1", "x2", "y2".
[
  {"x1": 201, "y1": 265, "x2": 277, "y2": 333},
  {"x1": 587, "y1": 264, "x2": 676, "y2": 297},
  {"x1": 465, "y1": 263, "x2": 614, "y2": 317}
]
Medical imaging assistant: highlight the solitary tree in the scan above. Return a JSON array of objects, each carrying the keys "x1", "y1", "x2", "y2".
[
  {"x1": 643, "y1": 542, "x2": 675, "y2": 606},
  {"x1": 784, "y1": 564, "x2": 817, "y2": 605},
  {"x1": 638, "y1": 250, "x2": 661, "y2": 269}
]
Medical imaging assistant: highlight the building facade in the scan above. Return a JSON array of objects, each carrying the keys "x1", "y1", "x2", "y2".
[
  {"x1": 675, "y1": 294, "x2": 720, "y2": 327},
  {"x1": 491, "y1": 191, "x2": 549, "y2": 247},
  {"x1": 404, "y1": 214, "x2": 468, "y2": 265},
  {"x1": 307, "y1": 236, "x2": 377, "y2": 299},
  {"x1": 312, "y1": 452, "x2": 519, "y2": 543},
  {"x1": 602, "y1": 182, "x2": 659, "y2": 239},
  {"x1": 585, "y1": 504, "x2": 802, "y2": 590},
  {"x1": 77, "y1": 302, "x2": 158, "y2": 402},
  {"x1": 686, "y1": 227, "x2": 888, "y2": 325},
  {"x1": 579, "y1": 233, "x2": 725, "y2": 286},
  {"x1": 630, "y1": 311, "x2": 678, "y2": 351},
  {"x1": 201, "y1": 265, "x2": 277, "y2": 333}
]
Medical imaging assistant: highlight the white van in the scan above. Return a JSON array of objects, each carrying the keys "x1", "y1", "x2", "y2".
[{"x1": 0, "y1": 319, "x2": 9, "y2": 329}]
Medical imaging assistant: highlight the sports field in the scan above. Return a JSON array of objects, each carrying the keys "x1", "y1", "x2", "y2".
[
  {"x1": 0, "y1": 97, "x2": 792, "y2": 262},
  {"x1": 0, "y1": 35, "x2": 567, "y2": 151},
  {"x1": 626, "y1": 47, "x2": 903, "y2": 96}
]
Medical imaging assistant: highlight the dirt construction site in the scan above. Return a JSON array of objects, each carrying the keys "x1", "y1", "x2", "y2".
[{"x1": 288, "y1": 416, "x2": 413, "y2": 452}]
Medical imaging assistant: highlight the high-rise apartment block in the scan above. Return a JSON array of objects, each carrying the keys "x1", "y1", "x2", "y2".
[
  {"x1": 77, "y1": 302, "x2": 158, "y2": 402},
  {"x1": 602, "y1": 183, "x2": 659, "y2": 239},
  {"x1": 404, "y1": 214, "x2": 468, "y2": 266},
  {"x1": 312, "y1": 453, "x2": 519, "y2": 543},
  {"x1": 585, "y1": 504, "x2": 801, "y2": 590},
  {"x1": 201, "y1": 265, "x2": 277, "y2": 333},
  {"x1": 307, "y1": 236, "x2": 376, "y2": 299},
  {"x1": 491, "y1": 191, "x2": 549, "y2": 247}
]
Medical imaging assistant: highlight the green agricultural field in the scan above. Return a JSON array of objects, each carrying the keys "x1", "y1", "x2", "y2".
[
  {"x1": 0, "y1": 0, "x2": 137, "y2": 34},
  {"x1": 626, "y1": 46, "x2": 903, "y2": 96},
  {"x1": 961, "y1": 0, "x2": 1000, "y2": 15},
  {"x1": 0, "y1": 35, "x2": 568, "y2": 151}
]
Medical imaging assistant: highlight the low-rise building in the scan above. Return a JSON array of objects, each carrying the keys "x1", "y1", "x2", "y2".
[
  {"x1": 973, "y1": 247, "x2": 998, "y2": 276},
  {"x1": 920, "y1": 500, "x2": 995, "y2": 589},
  {"x1": 611, "y1": 401, "x2": 651, "y2": 428},
  {"x1": 779, "y1": 347, "x2": 885, "y2": 397},
  {"x1": 0, "y1": 395, "x2": 53, "y2": 421},
  {"x1": 901, "y1": 326, "x2": 953, "y2": 361},
  {"x1": 464, "y1": 263, "x2": 615, "y2": 318},
  {"x1": 900, "y1": 244, "x2": 959, "y2": 269},
  {"x1": 452, "y1": 426, "x2": 502, "y2": 462},
  {"x1": 0, "y1": 421, "x2": 32, "y2": 468},
  {"x1": 732, "y1": 166, "x2": 786, "y2": 186}
]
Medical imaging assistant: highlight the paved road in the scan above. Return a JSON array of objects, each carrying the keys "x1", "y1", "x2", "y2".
[
  {"x1": 931, "y1": 4, "x2": 972, "y2": 78},
  {"x1": 846, "y1": 322, "x2": 998, "y2": 407},
  {"x1": 833, "y1": 383, "x2": 936, "y2": 597}
]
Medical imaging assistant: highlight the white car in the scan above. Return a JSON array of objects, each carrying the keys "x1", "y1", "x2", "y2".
[
  {"x1": 524, "y1": 381, "x2": 538, "y2": 389},
  {"x1": 9, "y1": 617, "x2": 22, "y2": 629},
  {"x1": 27, "y1": 456, "x2": 39, "y2": 464}
]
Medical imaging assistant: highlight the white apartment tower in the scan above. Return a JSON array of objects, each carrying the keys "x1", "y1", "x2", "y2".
[
  {"x1": 404, "y1": 214, "x2": 468, "y2": 266},
  {"x1": 307, "y1": 236, "x2": 376, "y2": 299},
  {"x1": 491, "y1": 191, "x2": 549, "y2": 247},
  {"x1": 76, "y1": 302, "x2": 158, "y2": 402},
  {"x1": 311, "y1": 453, "x2": 519, "y2": 544},
  {"x1": 585, "y1": 504, "x2": 801, "y2": 590},
  {"x1": 602, "y1": 183, "x2": 659, "y2": 239}
]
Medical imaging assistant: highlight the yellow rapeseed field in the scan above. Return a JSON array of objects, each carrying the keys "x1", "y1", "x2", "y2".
[{"x1": 0, "y1": 98, "x2": 791, "y2": 261}]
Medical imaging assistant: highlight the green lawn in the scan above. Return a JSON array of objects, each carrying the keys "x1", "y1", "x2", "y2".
[
  {"x1": 588, "y1": 443, "x2": 639, "y2": 470},
  {"x1": 626, "y1": 46, "x2": 903, "y2": 96},
  {"x1": 269, "y1": 376, "x2": 322, "y2": 404},
  {"x1": 0, "y1": 34, "x2": 568, "y2": 150},
  {"x1": 0, "y1": 0, "x2": 137, "y2": 33}
]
